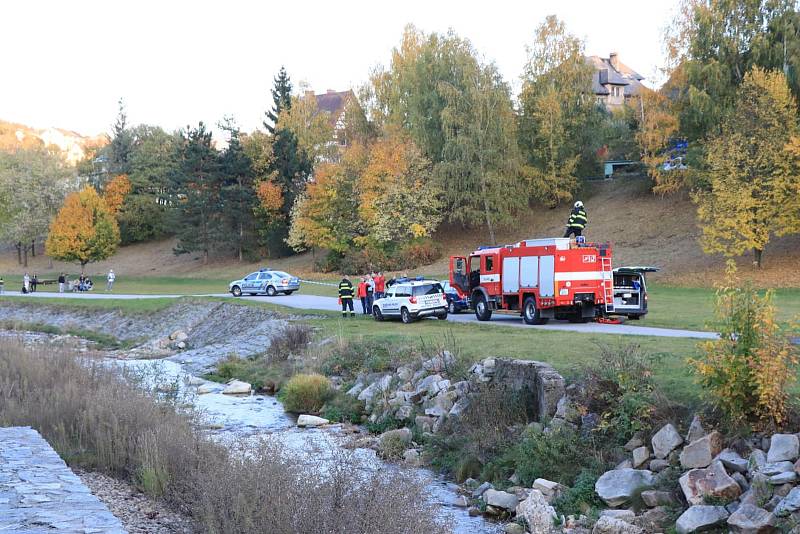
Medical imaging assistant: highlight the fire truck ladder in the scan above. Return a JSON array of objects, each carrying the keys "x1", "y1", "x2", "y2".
[{"x1": 601, "y1": 257, "x2": 614, "y2": 314}]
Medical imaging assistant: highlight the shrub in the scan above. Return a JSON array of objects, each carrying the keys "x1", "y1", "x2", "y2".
[
  {"x1": 509, "y1": 425, "x2": 599, "y2": 487},
  {"x1": 266, "y1": 323, "x2": 313, "y2": 362},
  {"x1": 321, "y1": 391, "x2": 365, "y2": 424},
  {"x1": 320, "y1": 338, "x2": 415, "y2": 376},
  {"x1": 552, "y1": 469, "x2": 604, "y2": 517},
  {"x1": 690, "y1": 269, "x2": 798, "y2": 430},
  {"x1": 378, "y1": 433, "x2": 408, "y2": 460},
  {"x1": 210, "y1": 353, "x2": 289, "y2": 393},
  {"x1": 279, "y1": 373, "x2": 333, "y2": 413},
  {"x1": 399, "y1": 239, "x2": 441, "y2": 268}
]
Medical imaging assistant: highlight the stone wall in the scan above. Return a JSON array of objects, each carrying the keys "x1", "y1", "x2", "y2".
[{"x1": 489, "y1": 358, "x2": 566, "y2": 421}]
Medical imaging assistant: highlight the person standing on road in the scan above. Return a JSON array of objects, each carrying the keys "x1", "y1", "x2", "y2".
[
  {"x1": 31, "y1": 273, "x2": 38, "y2": 293},
  {"x1": 338, "y1": 276, "x2": 355, "y2": 317},
  {"x1": 22, "y1": 273, "x2": 30, "y2": 294},
  {"x1": 366, "y1": 275, "x2": 375, "y2": 313},
  {"x1": 564, "y1": 201, "x2": 588, "y2": 238},
  {"x1": 106, "y1": 269, "x2": 116, "y2": 292},
  {"x1": 0, "y1": 277, "x2": 4, "y2": 295},
  {"x1": 374, "y1": 271, "x2": 385, "y2": 300},
  {"x1": 58, "y1": 273, "x2": 66, "y2": 293},
  {"x1": 357, "y1": 277, "x2": 368, "y2": 314}
]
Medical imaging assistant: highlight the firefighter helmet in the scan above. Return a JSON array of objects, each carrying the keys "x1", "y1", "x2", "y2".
[{"x1": 574, "y1": 200, "x2": 584, "y2": 209}]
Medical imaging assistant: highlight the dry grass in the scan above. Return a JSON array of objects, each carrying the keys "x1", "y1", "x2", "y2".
[{"x1": 0, "y1": 340, "x2": 449, "y2": 534}]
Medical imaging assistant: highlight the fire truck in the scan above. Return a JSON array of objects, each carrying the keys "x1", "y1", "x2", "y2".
[{"x1": 448, "y1": 238, "x2": 615, "y2": 324}]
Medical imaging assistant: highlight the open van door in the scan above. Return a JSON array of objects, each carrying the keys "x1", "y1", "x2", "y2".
[
  {"x1": 449, "y1": 256, "x2": 468, "y2": 296},
  {"x1": 611, "y1": 266, "x2": 660, "y2": 319}
]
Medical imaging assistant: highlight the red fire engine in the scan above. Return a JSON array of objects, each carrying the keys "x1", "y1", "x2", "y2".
[{"x1": 448, "y1": 237, "x2": 614, "y2": 324}]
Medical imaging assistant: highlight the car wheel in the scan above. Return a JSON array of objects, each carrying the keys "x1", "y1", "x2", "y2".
[
  {"x1": 448, "y1": 300, "x2": 457, "y2": 314},
  {"x1": 474, "y1": 296, "x2": 492, "y2": 321},
  {"x1": 400, "y1": 307, "x2": 413, "y2": 324},
  {"x1": 231, "y1": 286, "x2": 242, "y2": 297},
  {"x1": 523, "y1": 296, "x2": 547, "y2": 325},
  {"x1": 372, "y1": 305, "x2": 384, "y2": 321},
  {"x1": 437, "y1": 311, "x2": 448, "y2": 320},
  {"x1": 284, "y1": 290, "x2": 295, "y2": 295},
  {"x1": 266, "y1": 286, "x2": 277, "y2": 296}
]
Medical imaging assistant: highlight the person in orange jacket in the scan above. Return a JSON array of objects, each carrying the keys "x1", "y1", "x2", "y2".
[{"x1": 357, "y1": 277, "x2": 368, "y2": 315}]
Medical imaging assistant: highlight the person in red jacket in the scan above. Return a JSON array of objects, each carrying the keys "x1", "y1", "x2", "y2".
[
  {"x1": 373, "y1": 271, "x2": 385, "y2": 300},
  {"x1": 357, "y1": 277, "x2": 368, "y2": 315}
]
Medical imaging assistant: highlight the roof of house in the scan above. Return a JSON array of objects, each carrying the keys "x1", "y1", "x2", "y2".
[
  {"x1": 586, "y1": 54, "x2": 646, "y2": 97},
  {"x1": 312, "y1": 89, "x2": 355, "y2": 126}
]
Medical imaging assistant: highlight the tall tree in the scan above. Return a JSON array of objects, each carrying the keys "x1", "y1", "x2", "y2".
[
  {"x1": 109, "y1": 98, "x2": 133, "y2": 176},
  {"x1": 0, "y1": 147, "x2": 75, "y2": 266},
  {"x1": 45, "y1": 186, "x2": 120, "y2": 273},
  {"x1": 695, "y1": 67, "x2": 799, "y2": 267},
  {"x1": 518, "y1": 15, "x2": 602, "y2": 207},
  {"x1": 171, "y1": 123, "x2": 223, "y2": 264},
  {"x1": 264, "y1": 66, "x2": 293, "y2": 134},
  {"x1": 218, "y1": 119, "x2": 258, "y2": 262},
  {"x1": 277, "y1": 92, "x2": 337, "y2": 163}
]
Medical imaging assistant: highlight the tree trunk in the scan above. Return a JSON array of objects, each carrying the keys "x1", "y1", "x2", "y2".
[
  {"x1": 203, "y1": 249, "x2": 209, "y2": 265},
  {"x1": 31, "y1": 240, "x2": 35, "y2": 257},
  {"x1": 753, "y1": 247, "x2": 763, "y2": 269},
  {"x1": 16, "y1": 242, "x2": 21, "y2": 265},
  {"x1": 238, "y1": 222, "x2": 243, "y2": 262},
  {"x1": 23, "y1": 247, "x2": 28, "y2": 268}
]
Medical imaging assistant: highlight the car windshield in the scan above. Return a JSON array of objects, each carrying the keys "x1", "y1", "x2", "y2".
[{"x1": 412, "y1": 283, "x2": 443, "y2": 296}]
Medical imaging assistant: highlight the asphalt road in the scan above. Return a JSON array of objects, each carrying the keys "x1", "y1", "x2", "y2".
[{"x1": 0, "y1": 289, "x2": 719, "y2": 340}]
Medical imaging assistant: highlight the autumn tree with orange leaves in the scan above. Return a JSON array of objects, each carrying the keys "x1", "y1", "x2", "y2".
[
  {"x1": 102, "y1": 174, "x2": 132, "y2": 216},
  {"x1": 45, "y1": 186, "x2": 121, "y2": 273}
]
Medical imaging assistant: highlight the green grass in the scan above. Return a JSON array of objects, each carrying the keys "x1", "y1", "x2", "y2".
[{"x1": 0, "y1": 319, "x2": 133, "y2": 349}]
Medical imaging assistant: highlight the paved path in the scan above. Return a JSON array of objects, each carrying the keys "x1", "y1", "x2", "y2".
[
  {"x1": 1, "y1": 290, "x2": 718, "y2": 339},
  {"x1": 0, "y1": 426, "x2": 126, "y2": 533}
]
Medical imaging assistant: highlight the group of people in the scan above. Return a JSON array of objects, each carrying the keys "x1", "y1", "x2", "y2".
[
  {"x1": 338, "y1": 271, "x2": 388, "y2": 317},
  {"x1": 14, "y1": 269, "x2": 116, "y2": 294}
]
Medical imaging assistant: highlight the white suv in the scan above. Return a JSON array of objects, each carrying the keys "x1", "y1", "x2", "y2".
[{"x1": 373, "y1": 279, "x2": 448, "y2": 323}]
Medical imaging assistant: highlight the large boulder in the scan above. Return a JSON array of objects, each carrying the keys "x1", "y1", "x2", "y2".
[
  {"x1": 297, "y1": 414, "x2": 329, "y2": 427},
  {"x1": 679, "y1": 460, "x2": 742, "y2": 505},
  {"x1": 680, "y1": 431, "x2": 724, "y2": 469},
  {"x1": 675, "y1": 505, "x2": 729, "y2": 533},
  {"x1": 483, "y1": 489, "x2": 519, "y2": 511},
  {"x1": 632, "y1": 446, "x2": 650, "y2": 468},
  {"x1": 641, "y1": 490, "x2": 679, "y2": 508},
  {"x1": 533, "y1": 478, "x2": 566, "y2": 503},
  {"x1": 592, "y1": 516, "x2": 644, "y2": 534},
  {"x1": 774, "y1": 486, "x2": 800, "y2": 517},
  {"x1": 222, "y1": 379, "x2": 251, "y2": 395},
  {"x1": 717, "y1": 448, "x2": 749, "y2": 473},
  {"x1": 685, "y1": 415, "x2": 706, "y2": 443},
  {"x1": 595, "y1": 469, "x2": 656, "y2": 507},
  {"x1": 767, "y1": 434, "x2": 799, "y2": 463},
  {"x1": 727, "y1": 504, "x2": 777, "y2": 533},
  {"x1": 515, "y1": 489, "x2": 558, "y2": 533},
  {"x1": 651, "y1": 423, "x2": 683, "y2": 459}
]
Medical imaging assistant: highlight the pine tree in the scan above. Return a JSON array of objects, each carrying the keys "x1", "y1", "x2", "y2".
[
  {"x1": 172, "y1": 123, "x2": 223, "y2": 264},
  {"x1": 109, "y1": 98, "x2": 133, "y2": 176},
  {"x1": 219, "y1": 119, "x2": 258, "y2": 262},
  {"x1": 264, "y1": 67, "x2": 293, "y2": 134}
]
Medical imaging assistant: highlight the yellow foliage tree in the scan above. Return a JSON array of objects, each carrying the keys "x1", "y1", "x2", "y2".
[
  {"x1": 45, "y1": 186, "x2": 121, "y2": 273},
  {"x1": 276, "y1": 93, "x2": 337, "y2": 163},
  {"x1": 102, "y1": 174, "x2": 131, "y2": 217},
  {"x1": 689, "y1": 264, "x2": 798, "y2": 430},
  {"x1": 632, "y1": 88, "x2": 686, "y2": 195},
  {"x1": 695, "y1": 67, "x2": 800, "y2": 268},
  {"x1": 255, "y1": 179, "x2": 283, "y2": 214}
]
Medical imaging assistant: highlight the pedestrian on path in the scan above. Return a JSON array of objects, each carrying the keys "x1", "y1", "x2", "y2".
[
  {"x1": 366, "y1": 274, "x2": 375, "y2": 312},
  {"x1": 58, "y1": 273, "x2": 65, "y2": 293},
  {"x1": 31, "y1": 273, "x2": 38, "y2": 293},
  {"x1": 106, "y1": 269, "x2": 116, "y2": 292},
  {"x1": 22, "y1": 273, "x2": 30, "y2": 294},
  {"x1": 338, "y1": 276, "x2": 355, "y2": 317},
  {"x1": 0, "y1": 277, "x2": 4, "y2": 295}
]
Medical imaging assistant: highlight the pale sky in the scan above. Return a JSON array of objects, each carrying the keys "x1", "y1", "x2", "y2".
[{"x1": 1, "y1": 0, "x2": 679, "y2": 138}]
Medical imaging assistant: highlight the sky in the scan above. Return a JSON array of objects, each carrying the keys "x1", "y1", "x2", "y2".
[{"x1": 1, "y1": 0, "x2": 680, "y2": 138}]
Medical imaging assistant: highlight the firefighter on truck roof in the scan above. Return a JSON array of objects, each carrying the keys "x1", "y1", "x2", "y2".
[{"x1": 564, "y1": 200, "x2": 588, "y2": 238}]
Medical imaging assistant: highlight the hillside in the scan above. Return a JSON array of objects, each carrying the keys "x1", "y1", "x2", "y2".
[
  {"x1": 1, "y1": 175, "x2": 798, "y2": 287},
  {"x1": 0, "y1": 119, "x2": 105, "y2": 164}
]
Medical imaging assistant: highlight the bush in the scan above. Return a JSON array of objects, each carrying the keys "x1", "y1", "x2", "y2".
[
  {"x1": 689, "y1": 270, "x2": 798, "y2": 430},
  {"x1": 266, "y1": 323, "x2": 313, "y2": 362},
  {"x1": 320, "y1": 338, "x2": 415, "y2": 377},
  {"x1": 508, "y1": 425, "x2": 599, "y2": 487},
  {"x1": 321, "y1": 391, "x2": 365, "y2": 424},
  {"x1": 399, "y1": 239, "x2": 441, "y2": 269},
  {"x1": 210, "y1": 353, "x2": 289, "y2": 393},
  {"x1": 279, "y1": 373, "x2": 333, "y2": 414},
  {"x1": 0, "y1": 341, "x2": 449, "y2": 534},
  {"x1": 552, "y1": 469, "x2": 604, "y2": 517}
]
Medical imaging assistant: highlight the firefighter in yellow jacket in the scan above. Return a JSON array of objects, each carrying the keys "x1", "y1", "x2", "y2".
[
  {"x1": 564, "y1": 201, "x2": 587, "y2": 238},
  {"x1": 338, "y1": 276, "x2": 355, "y2": 317}
]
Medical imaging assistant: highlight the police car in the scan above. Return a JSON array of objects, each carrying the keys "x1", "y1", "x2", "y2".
[
  {"x1": 229, "y1": 269, "x2": 300, "y2": 297},
  {"x1": 372, "y1": 278, "x2": 448, "y2": 323}
]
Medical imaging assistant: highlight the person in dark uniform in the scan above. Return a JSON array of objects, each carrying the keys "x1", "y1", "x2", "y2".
[
  {"x1": 564, "y1": 201, "x2": 588, "y2": 238},
  {"x1": 338, "y1": 276, "x2": 355, "y2": 317}
]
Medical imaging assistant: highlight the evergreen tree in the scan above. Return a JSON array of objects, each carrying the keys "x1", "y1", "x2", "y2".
[
  {"x1": 264, "y1": 66, "x2": 293, "y2": 134},
  {"x1": 219, "y1": 119, "x2": 258, "y2": 262},
  {"x1": 172, "y1": 122, "x2": 223, "y2": 264},
  {"x1": 109, "y1": 98, "x2": 133, "y2": 176}
]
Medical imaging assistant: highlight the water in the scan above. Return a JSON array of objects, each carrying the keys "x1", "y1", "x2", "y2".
[{"x1": 113, "y1": 358, "x2": 502, "y2": 534}]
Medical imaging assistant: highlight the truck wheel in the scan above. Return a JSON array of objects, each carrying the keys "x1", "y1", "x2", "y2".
[
  {"x1": 231, "y1": 286, "x2": 242, "y2": 297},
  {"x1": 628, "y1": 314, "x2": 641, "y2": 320},
  {"x1": 474, "y1": 296, "x2": 492, "y2": 321},
  {"x1": 522, "y1": 297, "x2": 547, "y2": 325},
  {"x1": 266, "y1": 286, "x2": 277, "y2": 296},
  {"x1": 372, "y1": 306, "x2": 384, "y2": 321},
  {"x1": 436, "y1": 311, "x2": 448, "y2": 320},
  {"x1": 284, "y1": 290, "x2": 295, "y2": 295},
  {"x1": 448, "y1": 300, "x2": 457, "y2": 314},
  {"x1": 401, "y1": 307, "x2": 413, "y2": 324}
]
